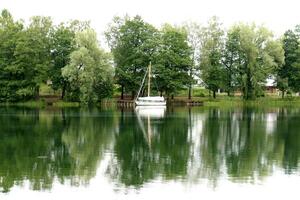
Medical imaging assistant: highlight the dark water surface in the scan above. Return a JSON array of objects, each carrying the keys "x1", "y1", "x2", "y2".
[{"x1": 0, "y1": 106, "x2": 299, "y2": 199}]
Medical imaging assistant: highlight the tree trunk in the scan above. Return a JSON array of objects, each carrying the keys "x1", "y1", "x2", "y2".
[
  {"x1": 188, "y1": 85, "x2": 192, "y2": 100},
  {"x1": 171, "y1": 94, "x2": 174, "y2": 100},
  {"x1": 213, "y1": 90, "x2": 216, "y2": 99},
  {"x1": 282, "y1": 90, "x2": 285, "y2": 99},
  {"x1": 61, "y1": 83, "x2": 66, "y2": 100},
  {"x1": 246, "y1": 67, "x2": 252, "y2": 100},
  {"x1": 35, "y1": 86, "x2": 40, "y2": 100},
  {"x1": 121, "y1": 85, "x2": 124, "y2": 100},
  {"x1": 160, "y1": 91, "x2": 163, "y2": 97}
]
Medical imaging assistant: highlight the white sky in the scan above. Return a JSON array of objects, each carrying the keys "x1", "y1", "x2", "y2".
[{"x1": 1, "y1": 0, "x2": 300, "y2": 45}]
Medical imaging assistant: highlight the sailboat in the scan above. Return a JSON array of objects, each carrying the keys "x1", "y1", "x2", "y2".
[{"x1": 135, "y1": 62, "x2": 166, "y2": 106}]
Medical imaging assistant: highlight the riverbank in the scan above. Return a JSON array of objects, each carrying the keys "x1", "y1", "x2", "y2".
[
  {"x1": 202, "y1": 96, "x2": 300, "y2": 107},
  {"x1": 1, "y1": 96, "x2": 300, "y2": 108}
]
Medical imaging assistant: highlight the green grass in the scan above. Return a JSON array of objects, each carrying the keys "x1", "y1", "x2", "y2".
[
  {"x1": 176, "y1": 87, "x2": 209, "y2": 97},
  {"x1": 0, "y1": 100, "x2": 46, "y2": 108},
  {"x1": 203, "y1": 96, "x2": 300, "y2": 107},
  {"x1": 39, "y1": 83, "x2": 61, "y2": 96},
  {"x1": 52, "y1": 101, "x2": 80, "y2": 107}
]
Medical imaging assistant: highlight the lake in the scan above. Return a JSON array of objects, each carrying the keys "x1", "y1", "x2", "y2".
[{"x1": 0, "y1": 106, "x2": 299, "y2": 199}]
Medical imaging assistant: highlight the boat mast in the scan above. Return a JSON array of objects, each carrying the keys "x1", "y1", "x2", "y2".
[
  {"x1": 148, "y1": 61, "x2": 151, "y2": 97},
  {"x1": 135, "y1": 67, "x2": 148, "y2": 100}
]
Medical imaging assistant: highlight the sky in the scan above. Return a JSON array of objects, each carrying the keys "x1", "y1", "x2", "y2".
[{"x1": 1, "y1": 0, "x2": 300, "y2": 45}]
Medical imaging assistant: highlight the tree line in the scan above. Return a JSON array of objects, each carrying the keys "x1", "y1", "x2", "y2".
[
  {"x1": 0, "y1": 9, "x2": 112, "y2": 104},
  {"x1": 1, "y1": 9, "x2": 300, "y2": 103}
]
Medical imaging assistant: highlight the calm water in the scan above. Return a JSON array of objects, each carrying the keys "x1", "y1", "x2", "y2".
[{"x1": 0, "y1": 106, "x2": 300, "y2": 199}]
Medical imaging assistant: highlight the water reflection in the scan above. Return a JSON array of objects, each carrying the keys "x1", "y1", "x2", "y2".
[
  {"x1": 107, "y1": 106, "x2": 190, "y2": 187},
  {"x1": 0, "y1": 107, "x2": 116, "y2": 193},
  {"x1": 0, "y1": 106, "x2": 300, "y2": 193}
]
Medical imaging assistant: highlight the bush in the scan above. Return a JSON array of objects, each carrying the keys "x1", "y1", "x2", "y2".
[{"x1": 193, "y1": 87, "x2": 209, "y2": 97}]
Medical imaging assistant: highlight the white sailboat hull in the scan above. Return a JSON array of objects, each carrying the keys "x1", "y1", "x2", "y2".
[
  {"x1": 135, "y1": 96, "x2": 166, "y2": 106},
  {"x1": 135, "y1": 101, "x2": 166, "y2": 106}
]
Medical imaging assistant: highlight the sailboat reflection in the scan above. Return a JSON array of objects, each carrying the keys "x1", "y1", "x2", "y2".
[{"x1": 135, "y1": 106, "x2": 166, "y2": 147}]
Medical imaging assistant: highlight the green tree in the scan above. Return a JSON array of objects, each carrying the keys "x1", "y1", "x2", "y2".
[
  {"x1": 184, "y1": 21, "x2": 202, "y2": 99},
  {"x1": 278, "y1": 28, "x2": 300, "y2": 96},
  {"x1": 199, "y1": 17, "x2": 225, "y2": 98},
  {"x1": 13, "y1": 16, "x2": 53, "y2": 99},
  {"x1": 50, "y1": 20, "x2": 90, "y2": 99},
  {"x1": 0, "y1": 9, "x2": 24, "y2": 102},
  {"x1": 222, "y1": 28, "x2": 241, "y2": 96},
  {"x1": 228, "y1": 23, "x2": 284, "y2": 99},
  {"x1": 105, "y1": 16, "x2": 159, "y2": 99},
  {"x1": 155, "y1": 24, "x2": 192, "y2": 99},
  {"x1": 62, "y1": 29, "x2": 113, "y2": 104}
]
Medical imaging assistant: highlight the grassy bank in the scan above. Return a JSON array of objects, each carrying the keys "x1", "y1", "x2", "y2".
[
  {"x1": 0, "y1": 100, "x2": 47, "y2": 108},
  {"x1": 0, "y1": 99, "x2": 117, "y2": 108},
  {"x1": 1, "y1": 96, "x2": 300, "y2": 108},
  {"x1": 202, "y1": 96, "x2": 300, "y2": 107},
  {"x1": 0, "y1": 100, "x2": 80, "y2": 108}
]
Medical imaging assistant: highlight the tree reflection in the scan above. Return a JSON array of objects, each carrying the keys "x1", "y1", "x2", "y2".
[
  {"x1": 275, "y1": 108, "x2": 300, "y2": 172},
  {"x1": 0, "y1": 107, "x2": 67, "y2": 192},
  {"x1": 1, "y1": 106, "x2": 300, "y2": 192},
  {"x1": 0, "y1": 107, "x2": 116, "y2": 193},
  {"x1": 108, "y1": 106, "x2": 300, "y2": 188},
  {"x1": 190, "y1": 107, "x2": 300, "y2": 186},
  {"x1": 61, "y1": 107, "x2": 116, "y2": 184},
  {"x1": 106, "y1": 107, "x2": 191, "y2": 188}
]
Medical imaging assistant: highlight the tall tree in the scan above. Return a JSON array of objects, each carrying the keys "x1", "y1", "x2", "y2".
[
  {"x1": 105, "y1": 16, "x2": 159, "y2": 99},
  {"x1": 13, "y1": 16, "x2": 53, "y2": 99},
  {"x1": 222, "y1": 28, "x2": 240, "y2": 96},
  {"x1": 228, "y1": 23, "x2": 284, "y2": 99},
  {"x1": 0, "y1": 13, "x2": 53, "y2": 101},
  {"x1": 199, "y1": 16, "x2": 225, "y2": 98},
  {"x1": 184, "y1": 22, "x2": 202, "y2": 99},
  {"x1": 50, "y1": 20, "x2": 90, "y2": 99},
  {"x1": 62, "y1": 29, "x2": 113, "y2": 104},
  {"x1": 0, "y1": 9, "x2": 24, "y2": 102},
  {"x1": 277, "y1": 27, "x2": 300, "y2": 96},
  {"x1": 155, "y1": 24, "x2": 192, "y2": 99}
]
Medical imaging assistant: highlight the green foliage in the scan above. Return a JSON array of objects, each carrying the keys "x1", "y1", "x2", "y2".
[
  {"x1": 105, "y1": 16, "x2": 159, "y2": 98},
  {"x1": 199, "y1": 17, "x2": 225, "y2": 98},
  {"x1": 0, "y1": 10, "x2": 24, "y2": 101},
  {"x1": 50, "y1": 21, "x2": 90, "y2": 99},
  {"x1": 106, "y1": 16, "x2": 192, "y2": 99},
  {"x1": 193, "y1": 87, "x2": 209, "y2": 97},
  {"x1": 222, "y1": 27, "x2": 241, "y2": 96},
  {"x1": 228, "y1": 23, "x2": 284, "y2": 100},
  {"x1": 154, "y1": 24, "x2": 192, "y2": 97},
  {"x1": 0, "y1": 10, "x2": 54, "y2": 102},
  {"x1": 277, "y1": 27, "x2": 300, "y2": 95},
  {"x1": 62, "y1": 29, "x2": 114, "y2": 104},
  {"x1": 182, "y1": 22, "x2": 203, "y2": 98},
  {"x1": 14, "y1": 16, "x2": 53, "y2": 98},
  {"x1": 1, "y1": 9, "x2": 300, "y2": 103}
]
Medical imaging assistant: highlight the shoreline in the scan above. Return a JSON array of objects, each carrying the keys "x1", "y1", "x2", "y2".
[{"x1": 1, "y1": 96, "x2": 300, "y2": 108}]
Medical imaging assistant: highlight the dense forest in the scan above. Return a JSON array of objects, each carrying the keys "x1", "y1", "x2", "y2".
[{"x1": 1, "y1": 9, "x2": 300, "y2": 104}]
